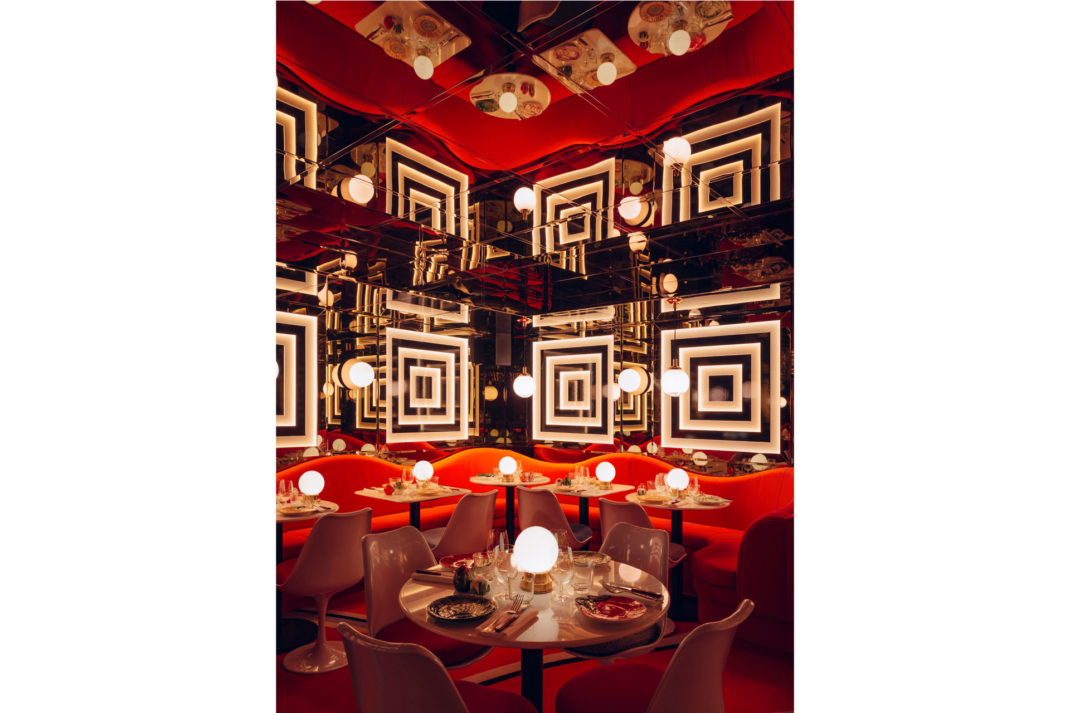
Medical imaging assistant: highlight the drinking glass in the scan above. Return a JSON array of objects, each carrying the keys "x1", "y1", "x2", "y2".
[
  {"x1": 688, "y1": 474, "x2": 701, "y2": 498},
  {"x1": 277, "y1": 479, "x2": 294, "y2": 505},
  {"x1": 655, "y1": 472, "x2": 667, "y2": 493},
  {"x1": 494, "y1": 547, "x2": 517, "y2": 600},
  {"x1": 572, "y1": 560, "x2": 594, "y2": 594},
  {"x1": 553, "y1": 529, "x2": 569, "y2": 550},
  {"x1": 550, "y1": 548, "x2": 574, "y2": 602},
  {"x1": 402, "y1": 468, "x2": 414, "y2": 487},
  {"x1": 430, "y1": 474, "x2": 440, "y2": 488}
]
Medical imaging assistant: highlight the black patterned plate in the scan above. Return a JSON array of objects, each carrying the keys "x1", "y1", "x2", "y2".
[{"x1": 427, "y1": 594, "x2": 496, "y2": 622}]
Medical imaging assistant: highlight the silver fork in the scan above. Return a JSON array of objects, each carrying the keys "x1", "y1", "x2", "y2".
[{"x1": 494, "y1": 594, "x2": 525, "y2": 632}]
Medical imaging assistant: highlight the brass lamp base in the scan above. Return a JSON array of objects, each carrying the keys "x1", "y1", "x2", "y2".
[
  {"x1": 519, "y1": 571, "x2": 553, "y2": 594},
  {"x1": 596, "y1": 480, "x2": 613, "y2": 490}
]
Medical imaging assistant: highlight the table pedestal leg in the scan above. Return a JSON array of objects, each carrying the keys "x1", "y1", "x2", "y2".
[
  {"x1": 505, "y1": 487, "x2": 516, "y2": 543},
  {"x1": 578, "y1": 498, "x2": 589, "y2": 527},
  {"x1": 668, "y1": 510, "x2": 688, "y2": 621},
  {"x1": 520, "y1": 648, "x2": 543, "y2": 712},
  {"x1": 409, "y1": 502, "x2": 421, "y2": 529}
]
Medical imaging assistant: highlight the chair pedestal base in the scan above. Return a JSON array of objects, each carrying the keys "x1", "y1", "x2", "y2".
[{"x1": 282, "y1": 640, "x2": 348, "y2": 674}]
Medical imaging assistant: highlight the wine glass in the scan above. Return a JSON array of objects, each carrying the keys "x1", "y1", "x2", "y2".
[
  {"x1": 277, "y1": 479, "x2": 294, "y2": 506},
  {"x1": 655, "y1": 472, "x2": 667, "y2": 493},
  {"x1": 688, "y1": 474, "x2": 701, "y2": 499},
  {"x1": 550, "y1": 548, "x2": 574, "y2": 602},
  {"x1": 494, "y1": 546, "x2": 517, "y2": 600},
  {"x1": 402, "y1": 468, "x2": 414, "y2": 487}
]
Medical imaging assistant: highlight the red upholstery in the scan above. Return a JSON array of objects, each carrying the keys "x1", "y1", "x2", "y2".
[
  {"x1": 376, "y1": 617, "x2": 487, "y2": 668},
  {"x1": 456, "y1": 681, "x2": 538, "y2": 713},
  {"x1": 554, "y1": 663, "x2": 662, "y2": 713},
  {"x1": 693, "y1": 503, "x2": 794, "y2": 653}
]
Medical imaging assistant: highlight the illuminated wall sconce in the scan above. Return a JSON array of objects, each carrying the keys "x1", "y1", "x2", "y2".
[
  {"x1": 514, "y1": 525, "x2": 558, "y2": 593},
  {"x1": 595, "y1": 461, "x2": 616, "y2": 488},
  {"x1": 413, "y1": 459, "x2": 434, "y2": 482},
  {"x1": 661, "y1": 363, "x2": 690, "y2": 397},
  {"x1": 513, "y1": 371, "x2": 536, "y2": 399}
]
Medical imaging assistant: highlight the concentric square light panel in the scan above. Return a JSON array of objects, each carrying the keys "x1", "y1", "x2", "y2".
[
  {"x1": 385, "y1": 138, "x2": 469, "y2": 239},
  {"x1": 276, "y1": 86, "x2": 318, "y2": 188},
  {"x1": 533, "y1": 335, "x2": 614, "y2": 444},
  {"x1": 385, "y1": 328, "x2": 469, "y2": 443},
  {"x1": 661, "y1": 103, "x2": 782, "y2": 224},
  {"x1": 276, "y1": 312, "x2": 318, "y2": 447},
  {"x1": 660, "y1": 321, "x2": 781, "y2": 453},
  {"x1": 533, "y1": 157, "x2": 619, "y2": 255}
]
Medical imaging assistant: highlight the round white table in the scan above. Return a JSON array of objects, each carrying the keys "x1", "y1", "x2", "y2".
[
  {"x1": 625, "y1": 492, "x2": 730, "y2": 619},
  {"x1": 275, "y1": 500, "x2": 339, "y2": 653},
  {"x1": 399, "y1": 559, "x2": 669, "y2": 711},
  {"x1": 469, "y1": 474, "x2": 551, "y2": 542}
]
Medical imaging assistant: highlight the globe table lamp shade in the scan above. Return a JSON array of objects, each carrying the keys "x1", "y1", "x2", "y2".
[
  {"x1": 298, "y1": 470, "x2": 325, "y2": 496},
  {"x1": 668, "y1": 29, "x2": 691, "y2": 56},
  {"x1": 413, "y1": 460, "x2": 434, "y2": 481},
  {"x1": 514, "y1": 525, "x2": 558, "y2": 593},
  {"x1": 499, "y1": 91, "x2": 518, "y2": 113},
  {"x1": 513, "y1": 186, "x2": 535, "y2": 213},
  {"x1": 666, "y1": 468, "x2": 689, "y2": 491},
  {"x1": 498, "y1": 455, "x2": 518, "y2": 476},
  {"x1": 662, "y1": 367, "x2": 690, "y2": 397},
  {"x1": 663, "y1": 136, "x2": 692, "y2": 165},
  {"x1": 596, "y1": 60, "x2": 617, "y2": 86},
  {"x1": 413, "y1": 55, "x2": 434, "y2": 80},
  {"x1": 595, "y1": 461, "x2": 616, "y2": 483},
  {"x1": 513, "y1": 373, "x2": 535, "y2": 398}
]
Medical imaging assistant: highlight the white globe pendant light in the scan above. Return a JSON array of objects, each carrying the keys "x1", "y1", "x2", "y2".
[
  {"x1": 668, "y1": 29, "x2": 691, "y2": 56},
  {"x1": 618, "y1": 195, "x2": 642, "y2": 221},
  {"x1": 663, "y1": 136, "x2": 692, "y2": 165},
  {"x1": 513, "y1": 186, "x2": 535, "y2": 213},
  {"x1": 499, "y1": 90, "x2": 518, "y2": 113},
  {"x1": 513, "y1": 372, "x2": 535, "y2": 398},
  {"x1": 413, "y1": 55, "x2": 434, "y2": 80},
  {"x1": 662, "y1": 365, "x2": 690, "y2": 397},
  {"x1": 596, "y1": 60, "x2": 617, "y2": 86}
]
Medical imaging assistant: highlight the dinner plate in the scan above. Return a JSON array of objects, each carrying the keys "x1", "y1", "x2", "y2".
[
  {"x1": 438, "y1": 553, "x2": 477, "y2": 569},
  {"x1": 427, "y1": 594, "x2": 496, "y2": 622},
  {"x1": 636, "y1": 493, "x2": 671, "y2": 504},
  {"x1": 277, "y1": 505, "x2": 316, "y2": 516},
  {"x1": 570, "y1": 551, "x2": 610, "y2": 566},
  {"x1": 693, "y1": 494, "x2": 729, "y2": 506},
  {"x1": 554, "y1": 485, "x2": 586, "y2": 494},
  {"x1": 575, "y1": 595, "x2": 646, "y2": 623}
]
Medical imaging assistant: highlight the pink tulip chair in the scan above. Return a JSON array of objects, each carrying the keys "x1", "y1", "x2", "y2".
[
  {"x1": 555, "y1": 599, "x2": 755, "y2": 713},
  {"x1": 276, "y1": 508, "x2": 372, "y2": 674},
  {"x1": 565, "y1": 522, "x2": 670, "y2": 662},
  {"x1": 363, "y1": 526, "x2": 491, "y2": 668},
  {"x1": 421, "y1": 490, "x2": 496, "y2": 558},
  {"x1": 517, "y1": 487, "x2": 592, "y2": 549},
  {"x1": 599, "y1": 498, "x2": 687, "y2": 567},
  {"x1": 338, "y1": 623, "x2": 536, "y2": 713}
]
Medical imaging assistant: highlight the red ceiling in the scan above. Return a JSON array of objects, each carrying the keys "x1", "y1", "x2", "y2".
[{"x1": 277, "y1": 1, "x2": 793, "y2": 173}]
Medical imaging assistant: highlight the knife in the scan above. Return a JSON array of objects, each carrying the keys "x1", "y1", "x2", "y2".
[
  {"x1": 606, "y1": 583, "x2": 662, "y2": 599},
  {"x1": 414, "y1": 569, "x2": 451, "y2": 578}
]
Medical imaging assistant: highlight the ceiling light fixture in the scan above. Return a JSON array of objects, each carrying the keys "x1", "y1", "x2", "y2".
[
  {"x1": 618, "y1": 195, "x2": 642, "y2": 221},
  {"x1": 513, "y1": 371, "x2": 535, "y2": 398}
]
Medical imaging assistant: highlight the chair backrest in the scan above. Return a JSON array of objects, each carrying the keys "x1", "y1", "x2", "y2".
[
  {"x1": 517, "y1": 487, "x2": 582, "y2": 548},
  {"x1": 598, "y1": 498, "x2": 654, "y2": 535},
  {"x1": 646, "y1": 599, "x2": 754, "y2": 713},
  {"x1": 338, "y1": 622, "x2": 469, "y2": 713},
  {"x1": 279, "y1": 508, "x2": 373, "y2": 598},
  {"x1": 432, "y1": 490, "x2": 497, "y2": 558},
  {"x1": 599, "y1": 522, "x2": 669, "y2": 586},
  {"x1": 362, "y1": 526, "x2": 437, "y2": 636}
]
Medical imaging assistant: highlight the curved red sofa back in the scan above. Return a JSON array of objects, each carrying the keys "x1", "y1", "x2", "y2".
[{"x1": 277, "y1": 448, "x2": 792, "y2": 533}]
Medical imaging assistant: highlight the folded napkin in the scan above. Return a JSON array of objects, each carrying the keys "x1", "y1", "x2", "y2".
[
  {"x1": 411, "y1": 571, "x2": 453, "y2": 585},
  {"x1": 478, "y1": 606, "x2": 538, "y2": 636}
]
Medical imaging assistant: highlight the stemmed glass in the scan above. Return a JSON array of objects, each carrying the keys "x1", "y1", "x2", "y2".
[
  {"x1": 550, "y1": 548, "x2": 574, "y2": 602},
  {"x1": 494, "y1": 547, "x2": 518, "y2": 601},
  {"x1": 277, "y1": 479, "x2": 294, "y2": 506},
  {"x1": 688, "y1": 474, "x2": 701, "y2": 500},
  {"x1": 402, "y1": 468, "x2": 414, "y2": 488},
  {"x1": 655, "y1": 472, "x2": 667, "y2": 493}
]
